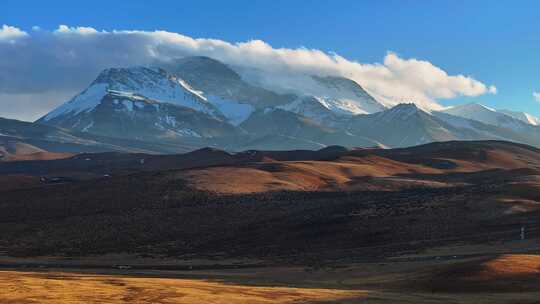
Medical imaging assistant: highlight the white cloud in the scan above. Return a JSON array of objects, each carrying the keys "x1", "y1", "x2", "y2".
[
  {"x1": 0, "y1": 25, "x2": 28, "y2": 43},
  {"x1": 534, "y1": 91, "x2": 540, "y2": 102},
  {"x1": 0, "y1": 24, "x2": 497, "y2": 119},
  {"x1": 54, "y1": 25, "x2": 99, "y2": 35}
]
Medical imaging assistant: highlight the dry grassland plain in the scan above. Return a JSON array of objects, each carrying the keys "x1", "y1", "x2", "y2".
[{"x1": 1, "y1": 254, "x2": 539, "y2": 304}]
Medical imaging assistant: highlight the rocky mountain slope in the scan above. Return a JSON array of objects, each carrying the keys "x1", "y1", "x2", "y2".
[{"x1": 0, "y1": 117, "x2": 128, "y2": 157}]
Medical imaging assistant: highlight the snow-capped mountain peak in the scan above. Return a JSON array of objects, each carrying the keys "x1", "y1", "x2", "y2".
[
  {"x1": 373, "y1": 103, "x2": 423, "y2": 122},
  {"x1": 441, "y1": 103, "x2": 526, "y2": 130},
  {"x1": 498, "y1": 109, "x2": 540, "y2": 126},
  {"x1": 307, "y1": 75, "x2": 387, "y2": 115},
  {"x1": 270, "y1": 75, "x2": 387, "y2": 123},
  {"x1": 40, "y1": 66, "x2": 220, "y2": 122}
]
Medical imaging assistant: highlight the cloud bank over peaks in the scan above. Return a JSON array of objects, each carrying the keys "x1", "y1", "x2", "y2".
[{"x1": 0, "y1": 24, "x2": 497, "y2": 120}]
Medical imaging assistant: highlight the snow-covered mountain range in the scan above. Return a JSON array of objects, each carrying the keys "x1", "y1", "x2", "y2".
[
  {"x1": 498, "y1": 109, "x2": 540, "y2": 126},
  {"x1": 441, "y1": 103, "x2": 539, "y2": 130},
  {"x1": 32, "y1": 56, "x2": 540, "y2": 152}
]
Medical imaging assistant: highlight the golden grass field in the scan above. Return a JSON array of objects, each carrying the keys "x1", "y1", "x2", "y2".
[
  {"x1": 0, "y1": 270, "x2": 365, "y2": 304},
  {"x1": 1, "y1": 254, "x2": 539, "y2": 304}
]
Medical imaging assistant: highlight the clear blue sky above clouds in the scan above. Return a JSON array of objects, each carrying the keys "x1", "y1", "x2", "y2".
[{"x1": 3, "y1": 0, "x2": 540, "y2": 115}]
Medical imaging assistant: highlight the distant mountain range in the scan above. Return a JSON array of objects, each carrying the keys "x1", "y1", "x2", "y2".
[{"x1": 2, "y1": 56, "x2": 540, "y2": 157}]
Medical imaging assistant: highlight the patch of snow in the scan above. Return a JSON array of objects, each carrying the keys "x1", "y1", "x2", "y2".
[
  {"x1": 277, "y1": 96, "x2": 340, "y2": 125},
  {"x1": 81, "y1": 121, "x2": 94, "y2": 132},
  {"x1": 314, "y1": 96, "x2": 369, "y2": 116},
  {"x1": 164, "y1": 115, "x2": 177, "y2": 127},
  {"x1": 176, "y1": 128, "x2": 201, "y2": 138},
  {"x1": 176, "y1": 78, "x2": 207, "y2": 101},
  {"x1": 175, "y1": 78, "x2": 253, "y2": 124}
]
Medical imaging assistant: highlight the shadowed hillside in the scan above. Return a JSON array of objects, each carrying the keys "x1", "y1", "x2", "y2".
[{"x1": 0, "y1": 140, "x2": 539, "y2": 261}]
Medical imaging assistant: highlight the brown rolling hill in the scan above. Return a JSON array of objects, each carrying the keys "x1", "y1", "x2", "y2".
[
  {"x1": 0, "y1": 140, "x2": 539, "y2": 261},
  {"x1": 404, "y1": 254, "x2": 540, "y2": 293},
  {"x1": 180, "y1": 141, "x2": 540, "y2": 193},
  {"x1": 0, "y1": 136, "x2": 73, "y2": 162}
]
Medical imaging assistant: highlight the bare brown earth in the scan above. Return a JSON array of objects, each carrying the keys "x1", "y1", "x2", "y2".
[{"x1": 0, "y1": 138, "x2": 72, "y2": 162}]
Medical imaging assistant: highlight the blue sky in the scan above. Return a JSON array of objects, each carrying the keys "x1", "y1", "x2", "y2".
[{"x1": 2, "y1": 0, "x2": 540, "y2": 118}]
